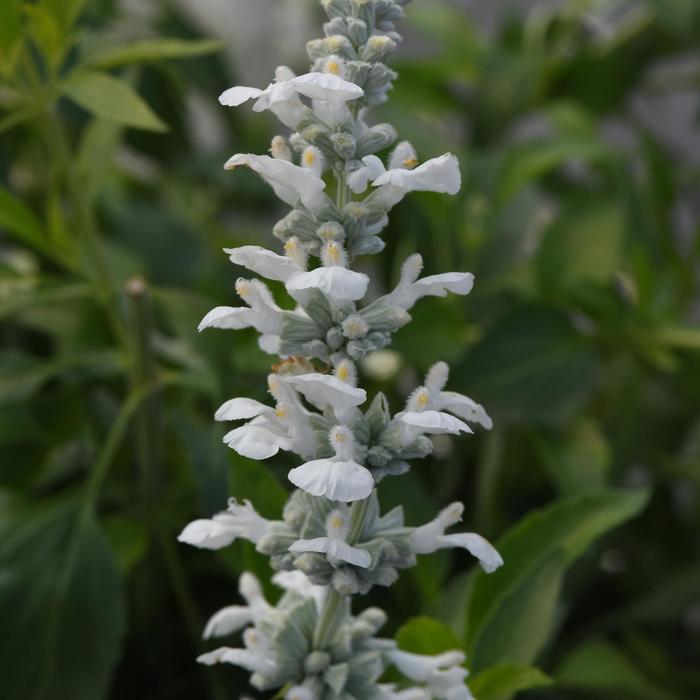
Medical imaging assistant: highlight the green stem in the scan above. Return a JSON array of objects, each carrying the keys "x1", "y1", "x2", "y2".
[{"x1": 313, "y1": 587, "x2": 346, "y2": 650}]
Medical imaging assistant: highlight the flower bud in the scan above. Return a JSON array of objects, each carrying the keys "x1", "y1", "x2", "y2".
[
  {"x1": 355, "y1": 123, "x2": 398, "y2": 158},
  {"x1": 347, "y1": 17, "x2": 369, "y2": 45},
  {"x1": 304, "y1": 651, "x2": 331, "y2": 674},
  {"x1": 332, "y1": 567, "x2": 359, "y2": 594},
  {"x1": 331, "y1": 131, "x2": 357, "y2": 160},
  {"x1": 326, "y1": 326, "x2": 345, "y2": 350},
  {"x1": 270, "y1": 135, "x2": 292, "y2": 161},
  {"x1": 360, "y1": 35, "x2": 397, "y2": 63},
  {"x1": 317, "y1": 220, "x2": 346, "y2": 243},
  {"x1": 321, "y1": 0, "x2": 353, "y2": 20}
]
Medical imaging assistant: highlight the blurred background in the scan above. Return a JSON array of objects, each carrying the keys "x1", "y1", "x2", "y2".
[{"x1": 1, "y1": 0, "x2": 699, "y2": 699}]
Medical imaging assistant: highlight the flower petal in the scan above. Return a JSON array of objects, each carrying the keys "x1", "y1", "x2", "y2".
[
  {"x1": 399, "y1": 410, "x2": 472, "y2": 435},
  {"x1": 178, "y1": 519, "x2": 237, "y2": 550},
  {"x1": 219, "y1": 85, "x2": 265, "y2": 107},
  {"x1": 439, "y1": 391, "x2": 492, "y2": 430},
  {"x1": 215, "y1": 397, "x2": 271, "y2": 422},
  {"x1": 198, "y1": 306, "x2": 257, "y2": 332},
  {"x1": 224, "y1": 424, "x2": 292, "y2": 460},
  {"x1": 290, "y1": 71, "x2": 364, "y2": 102},
  {"x1": 373, "y1": 153, "x2": 461, "y2": 195},
  {"x1": 284, "y1": 373, "x2": 367, "y2": 414},
  {"x1": 290, "y1": 537, "x2": 372, "y2": 568},
  {"x1": 286, "y1": 266, "x2": 369, "y2": 302},
  {"x1": 202, "y1": 606, "x2": 253, "y2": 639},
  {"x1": 439, "y1": 533, "x2": 504, "y2": 573},
  {"x1": 288, "y1": 459, "x2": 374, "y2": 502},
  {"x1": 225, "y1": 245, "x2": 299, "y2": 283}
]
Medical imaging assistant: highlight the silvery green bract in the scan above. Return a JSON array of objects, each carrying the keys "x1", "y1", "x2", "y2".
[{"x1": 179, "y1": 1, "x2": 504, "y2": 697}]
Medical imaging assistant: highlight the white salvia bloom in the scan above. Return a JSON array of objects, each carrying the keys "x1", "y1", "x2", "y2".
[
  {"x1": 197, "y1": 647, "x2": 276, "y2": 674},
  {"x1": 389, "y1": 141, "x2": 419, "y2": 170},
  {"x1": 284, "y1": 236, "x2": 309, "y2": 270},
  {"x1": 398, "y1": 410, "x2": 472, "y2": 442},
  {"x1": 225, "y1": 245, "x2": 303, "y2": 282},
  {"x1": 272, "y1": 570, "x2": 326, "y2": 611},
  {"x1": 290, "y1": 508, "x2": 372, "y2": 568},
  {"x1": 320, "y1": 240, "x2": 348, "y2": 268},
  {"x1": 283, "y1": 372, "x2": 366, "y2": 420},
  {"x1": 383, "y1": 254, "x2": 474, "y2": 311},
  {"x1": 270, "y1": 135, "x2": 292, "y2": 161},
  {"x1": 178, "y1": 499, "x2": 270, "y2": 550},
  {"x1": 286, "y1": 265, "x2": 368, "y2": 303},
  {"x1": 223, "y1": 418, "x2": 293, "y2": 460},
  {"x1": 411, "y1": 502, "x2": 504, "y2": 573},
  {"x1": 417, "y1": 361, "x2": 493, "y2": 430},
  {"x1": 333, "y1": 357, "x2": 358, "y2": 386},
  {"x1": 224, "y1": 153, "x2": 327, "y2": 210},
  {"x1": 348, "y1": 155, "x2": 386, "y2": 194},
  {"x1": 301, "y1": 145, "x2": 325, "y2": 177},
  {"x1": 288, "y1": 426, "x2": 374, "y2": 502},
  {"x1": 377, "y1": 685, "x2": 430, "y2": 700},
  {"x1": 372, "y1": 153, "x2": 461, "y2": 207},
  {"x1": 219, "y1": 67, "x2": 363, "y2": 129},
  {"x1": 388, "y1": 650, "x2": 474, "y2": 700},
  {"x1": 201, "y1": 572, "x2": 272, "y2": 638}
]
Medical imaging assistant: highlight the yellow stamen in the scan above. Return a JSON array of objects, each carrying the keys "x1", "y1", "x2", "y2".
[{"x1": 403, "y1": 157, "x2": 419, "y2": 169}]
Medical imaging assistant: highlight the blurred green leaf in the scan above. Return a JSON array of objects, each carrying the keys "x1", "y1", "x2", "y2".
[
  {"x1": 535, "y1": 419, "x2": 611, "y2": 496},
  {"x1": 457, "y1": 305, "x2": 601, "y2": 424},
  {"x1": 469, "y1": 662, "x2": 553, "y2": 700},
  {"x1": 395, "y1": 616, "x2": 463, "y2": 656},
  {"x1": 0, "y1": 0, "x2": 22, "y2": 55},
  {"x1": 228, "y1": 453, "x2": 288, "y2": 520},
  {"x1": 0, "y1": 280, "x2": 90, "y2": 320},
  {"x1": 556, "y1": 639, "x2": 674, "y2": 700},
  {"x1": 61, "y1": 71, "x2": 168, "y2": 132},
  {"x1": 41, "y1": 0, "x2": 87, "y2": 30},
  {"x1": 84, "y1": 38, "x2": 222, "y2": 69},
  {"x1": 537, "y1": 198, "x2": 624, "y2": 295},
  {"x1": 465, "y1": 489, "x2": 649, "y2": 669},
  {"x1": 0, "y1": 501, "x2": 126, "y2": 700},
  {"x1": 103, "y1": 514, "x2": 148, "y2": 574}
]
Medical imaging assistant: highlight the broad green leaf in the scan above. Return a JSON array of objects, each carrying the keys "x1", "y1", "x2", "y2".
[
  {"x1": 470, "y1": 662, "x2": 553, "y2": 700},
  {"x1": 0, "y1": 501, "x2": 126, "y2": 700},
  {"x1": 537, "y1": 198, "x2": 624, "y2": 294},
  {"x1": 556, "y1": 639, "x2": 674, "y2": 700},
  {"x1": 0, "y1": 280, "x2": 90, "y2": 321},
  {"x1": 103, "y1": 515, "x2": 148, "y2": 574},
  {"x1": 464, "y1": 489, "x2": 649, "y2": 668},
  {"x1": 535, "y1": 419, "x2": 611, "y2": 496},
  {"x1": 395, "y1": 616, "x2": 463, "y2": 656},
  {"x1": 61, "y1": 71, "x2": 168, "y2": 132},
  {"x1": 456, "y1": 305, "x2": 601, "y2": 424},
  {"x1": 84, "y1": 38, "x2": 222, "y2": 69}
]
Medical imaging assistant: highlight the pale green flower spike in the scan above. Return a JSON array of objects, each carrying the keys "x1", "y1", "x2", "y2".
[{"x1": 179, "y1": 1, "x2": 504, "y2": 697}]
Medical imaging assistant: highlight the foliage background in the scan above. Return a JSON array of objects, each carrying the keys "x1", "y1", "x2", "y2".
[{"x1": 0, "y1": 0, "x2": 699, "y2": 699}]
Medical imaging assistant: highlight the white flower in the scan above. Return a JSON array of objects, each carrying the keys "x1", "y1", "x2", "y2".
[
  {"x1": 197, "y1": 647, "x2": 275, "y2": 674},
  {"x1": 286, "y1": 266, "x2": 369, "y2": 303},
  {"x1": 301, "y1": 145, "x2": 324, "y2": 177},
  {"x1": 373, "y1": 153, "x2": 461, "y2": 207},
  {"x1": 225, "y1": 245, "x2": 301, "y2": 283},
  {"x1": 283, "y1": 372, "x2": 366, "y2": 420},
  {"x1": 288, "y1": 426, "x2": 374, "y2": 502},
  {"x1": 348, "y1": 155, "x2": 386, "y2": 194},
  {"x1": 200, "y1": 572, "x2": 272, "y2": 638},
  {"x1": 178, "y1": 499, "x2": 270, "y2": 550},
  {"x1": 198, "y1": 278, "x2": 283, "y2": 353},
  {"x1": 399, "y1": 410, "x2": 471, "y2": 436},
  {"x1": 224, "y1": 153, "x2": 327, "y2": 210},
  {"x1": 404, "y1": 361, "x2": 492, "y2": 430},
  {"x1": 223, "y1": 418, "x2": 294, "y2": 459},
  {"x1": 272, "y1": 570, "x2": 326, "y2": 612},
  {"x1": 290, "y1": 508, "x2": 372, "y2": 568},
  {"x1": 383, "y1": 254, "x2": 474, "y2": 311},
  {"x1": 388, "y1": 650, "x2": 474, "y2": 700},
  {"x1": 410, "y1": 502, "x2": 504, "y2": 573},
  {"x1": 389, "y1": 141, "x2": 419, "y2": 170},
  {"x1": 377, "y1": 685, "x2": 430, "y2": 700},
  {"x1": 285, "y1": 687, "x2": 315, "y2": 700},
  {"x1": 219, "y1": 66, "x2": 363, "y2": 129}
]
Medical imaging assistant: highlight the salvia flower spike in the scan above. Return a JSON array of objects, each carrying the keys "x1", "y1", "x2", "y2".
[{"x1": 179, "y1": 1, "x2": 504, "y2": 697}]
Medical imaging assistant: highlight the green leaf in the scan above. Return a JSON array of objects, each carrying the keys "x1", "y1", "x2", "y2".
[
  {"x1": 470, "y1": 662, "x2": 553, "y2": 700},
  {"x1": 464, "y1": 489, "x2": 649, "y2": 669},
  {"x1": 456, "y1": 305, "x2": 601, "y2": 424},
  {"x1": 0, "y1": 0, "x2": 22, "y2": 54},
  {"x1": 556, "y1": 639, "x2": 675, "y2": 700},
  {"x1": 0, "y1": 280, "x2": 90, "y2": 321},
  {"x1": 41, "y1": 0, "x2": 87, "y2": 30},
  {"x1": 0, "y1": 501, "x2": 126, "y2": 700},
  {"x1": 537, "y1": 198, "x2": 624, "y2": 295},
  {"x1": 395, "y1": 616, "x2": 463, "y2": 656},
  {"x1": 84, "y1": 38, "x2": 222, "y2": 69},
  {"x1": 535, "y1": 419, "x2": 611, "y2": 496},
  {"x1": 61, "y1": 71, "x2": 168, "y2": 132},
  {"x1": 0, "y1": 185, "x2": 56, "y2": 259}
]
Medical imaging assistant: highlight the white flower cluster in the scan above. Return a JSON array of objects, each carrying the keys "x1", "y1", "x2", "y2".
[{"x1": 179, "y1": 1, "x2": 504, "y2": 698}]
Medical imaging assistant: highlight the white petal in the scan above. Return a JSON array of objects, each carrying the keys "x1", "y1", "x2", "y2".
[
  {"x1": 373, "y1": 153, "x2": 461, "y2": 195},
  {"x1": 439, "y1": 533, "x2": 504, "y2": 573},
  {"x1": 290, "y1": 71, "x2": 364, "y2": 102},
  {"x1": 203, "y1": 606, "x2": 253, "y2": 639},
  {"x1": 399, "y1": 410, "x2": 472, "y2": 435},
  {"x1": 219, "y1": 85, "x2": 264, "y2": 107},
  {"x1": 284, "y1": 373, "x2": 367, "y2": 414},
  {"x1": 439, "y1": 391, "x2": 492, "y2": 430},
  {"x1": 225, "y1": 245, "x2": 299, "y2": 282},
  {"x1": 286, "y1": 267, "x2": 369, "y2": 302},
  {"x1": 290, "y1": 537, "x2": 372, "y2": 568},
  {"x1": 178, "y1": 519, "x2": 237, "y2": 550},
  {"x1": 414, "y1": 272, "x2": 474, "y2": 299},
  {"x1": 389, "y1": 141, "x2": 418, "y2": 170},
  {"x1": 198, "y1": 306, "x2": 256, "y2": 332},
  {"x1": 215, "y1": 397, "x2": 271, "y2": 422},
  {"x1": 197, "y1": 647, "x2": 275, "y2": 673},
  {"x1": 224, "y1": 424, "x2": 291, "y2": 460},
  {"x1": 288, "y1": 459, "x2": 374, "y2": 502},
  {"x1": 348, "y1": 155, "x2": 386, "y2": 194}
]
